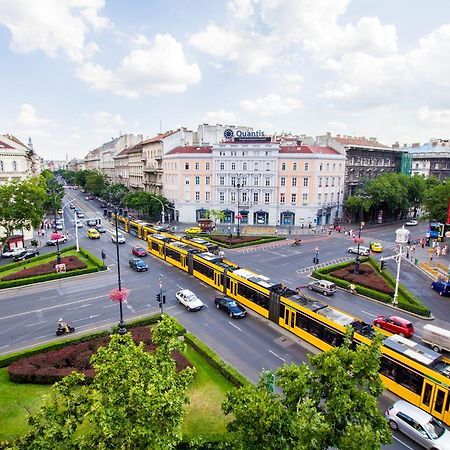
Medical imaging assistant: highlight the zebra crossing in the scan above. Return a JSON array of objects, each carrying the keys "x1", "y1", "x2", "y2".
[{"x1": 296, "y1": 257, "x2": 353, "y2": 274}]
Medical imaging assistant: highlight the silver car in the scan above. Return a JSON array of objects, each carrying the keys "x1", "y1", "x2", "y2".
[
  {"x1": 386, "y1": 400, "x2": 450, "y2": 449},
  {"x1": 348, "y1": 245, "x2": 370, "y2": 256}
]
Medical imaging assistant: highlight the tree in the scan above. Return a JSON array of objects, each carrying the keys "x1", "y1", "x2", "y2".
[
  {"x1": 0, "y1": 177, "x2": 46, "y2": 244},
  {"x1": 222, "y1": 332, "x2": 391, "y2": 450},
  {"x1": 7, "y1": 316, "x2": 195, "y2": 450},
  {"x1": 423, "y1": 181, "x2": 450, "y2": 223},
  {"x1": 207, "y1": 209, "x2": 225, "y2": 228},
  {"x1": 404, "y1": 175, "x2": 426, "y2": 217},
  {"x1": 85, "y1": 171, "x2": 106, "y2": 196}
]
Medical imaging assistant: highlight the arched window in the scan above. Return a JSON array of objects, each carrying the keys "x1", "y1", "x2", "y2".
[
  {"x1": 231, "y1": 162, "x2": 236, "y2": 170},
  {"x1": 12, "y1": 161, "x2": 17, "y2": 171},
  {"x1": 243, "y1": 163, "x2": 247, "y2": 170},
  {"x1": 185, "y1": 162, "x2": 189, "y2": 170},
  {"x1": 0, "y1": 161, "x2": 3, "y2": 171},
  {"x1": 281, "y1": 163, "x2": 286, "y2": 171},
  {"x1": 293, "y1": 162, "x2": 297, "y2": 170}
]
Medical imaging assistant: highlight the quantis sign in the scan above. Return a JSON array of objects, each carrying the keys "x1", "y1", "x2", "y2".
[{"x1": 223, "y1": 128, "x2": 271, "y2": 142}]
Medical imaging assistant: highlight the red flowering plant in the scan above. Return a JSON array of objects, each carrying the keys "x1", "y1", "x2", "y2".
[{"x1": 108, "y1": 287, "x2": 130, "y2": 303}]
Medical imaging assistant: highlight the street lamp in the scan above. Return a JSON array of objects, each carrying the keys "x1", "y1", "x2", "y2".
[
  {"x1": 232, "y1": 177, "x2": 242, "y2": 238},
  {"x1": 353, "y1": 193, "x2": 369, "y2": 274},
  {"x1": 150, "y1": 195, "x2": 165, "y2": 224},
  {"x1": 393, "y1": 226, "x2": 410, "y2": 307},
  {"x1": 53, "y1": 198, "x2": 62, "y2": 265}
]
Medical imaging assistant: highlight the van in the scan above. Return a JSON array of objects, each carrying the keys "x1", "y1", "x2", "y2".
[
  {"x1": 421, "y1": 324, "x2": 450, "y2": 353},
  {"x1": 307, "y1": 280, "x2": 337, "y2": 296}
]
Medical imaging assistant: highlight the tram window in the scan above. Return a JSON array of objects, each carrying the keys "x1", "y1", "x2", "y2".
[
  {"x1": 237, "y1": 283, "x2": 269, "y2": 310},
  {"x1": 151, "y1": 242, "x2": 160, "y2": 252},
  {"x1": 446, "y1": 393, "x2": 450, "y2": 413},
  {"x1": 279, "y1": 303, "x2": 285, "y2": 320},
  {"x1": 423, "y1": 383, "x2": 433, "y2": 406},
  {"x1": 323, "y1": 329, "x2": 343, "y2": 347},
  {"x1": 434, "y1": 389, "x2": 445, "y2": 414},
  {"x1": 193, "y1": 260, "x2": 214, "y2": 280},
  {"x1": 380, "y1": 357, "x2": 423, "y2": 395},
  {"x1": 166, "y1": 248, "x2": 181, "y2": 262}
]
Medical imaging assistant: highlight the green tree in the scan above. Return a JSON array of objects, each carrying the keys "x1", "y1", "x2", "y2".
[
  {"x1": 423, "y1": 181, "x2": 450, "y2": 223},
  {"x1": 6, "y1": 316, "x2": 195, "y2": 450},
  {"x1": 207, "y1": 209, "x2": 225, "y2": 227},
  {"x1": 404, "y1": 174, "x2": 426, "y2": 217},
  {"x1": 104, "y1": 183, "x2": 129, "y2": 203},
  {"x1": 222, "y1": 332, "x2": 391, "y2": 450},
  {"x1": 0, "y1": 177, "x2": 46, "y2": 244},
  {"x1": 85, "y1": 171, "x2": 106, "y2": 196}
]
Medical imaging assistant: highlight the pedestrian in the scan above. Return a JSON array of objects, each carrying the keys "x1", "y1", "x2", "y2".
[
  {"x1": 406, "y1": 245, "x2": 410, "y2": 259},
  {"x1": 65, "y1": 230, "x2": 69, "y2": 238},
  {"x1": 420, "y1": 239, "x2": 425, "y2": 249},
  {"x1": 436, "y1": 246, "x2": 441, "y2": 257},
  {"x1": 442, "y1": 244, "x2": 448, "y2": 256}
]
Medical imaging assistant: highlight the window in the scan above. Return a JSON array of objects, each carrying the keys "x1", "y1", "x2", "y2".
[
  {"x1": 205, "y1": 176, "x2": 210, "y2": 185},
  {"x1": 185, "y1": 162, "x2": 189, "y2": 170},
  {"x1": 280, "y1": 193, "x2": 285, "y2": 203},
  {"x1": 305, "y1": 162, "x2": 309, "y2": 171},
  {"x1": 331, "y1": 177, "x2": 335, "y2": 186},
  {"x1": 302, "y1": 193, "x2": 308, "y2": 205},
  {"x1": 219, "y1": 176, "x2": 225, "y2": 186},
  {"x1": 281, "y1": 162, "x2": 286, "y2": 171},
  {"x1": 195, "y1": 162, "x2": 199, "y2": 170},
  {"x1": 303, "y1": 177, "x2": 308, "y2": 187},
  {"x1": 265, "y1": 177, "x2": 270, "y2": 186},
  {"x1": 292, "y1": 177, "x2": 297, "y2": 187},
  {"x1": 254, "y1": 177, "x2": 259, "y2": 186},
  {"x1": 206, "y1": 162, "x2": 210, "y2": 170},
  {"x1": 281, "y1": 177, "x2": 286, "y2": 186},
  {"x1": 243, "y1": 162, "x2": 247, "y2": 170},
  {"x1": 231, "y1": 192, "x2": 236, "y2": 202},
  {"x1": 231, "y1": 176, "x2": 236, "y2": 186},
  {"x1": 291, "y1": 193, "x2": 296, "y2": 204},
  {"x1": 333, "y1": 163, "x2": 336, "y2": 171},
  {"x1": 318, "y1": 193, "x2": 322, "y2": 204},
  {"x1": 325, "y1": 177, "x2": 329, "y2": 187},
  {"x1": 324, "y1": 193, "x2": 328, "y2": 203},
  {"x1": 195, "y1": 191, "x2": 200, "y2": 201},
  {"x1": 318, "y1": 177, "x2": 322, "y2": 187},
  {"x1": 254, "y1": 162, "x2": 259, "y2": 171},
  {"x1": 220, "y1": 162, "x2": 225, "y2": 170},
  {"x1": 266, "y1": 162, "x2": 270, "y2": 171},
  {"x1": 195, "y1": 176, "x2": 200, "y2": 185},
  {"x1": 253, "y1": 192, "x2": 259, "y2": 203},
  {"x1": 339, "y1": 163, "x2": 342, "y2": 170},
  {"x1": 242, "y1": 192, "x2": 248, "y2": 202},
  {"x1": 293, "y1": 162, "x2": 297, "y2": 170},
  {"x1": 205, "y1": 192, "x2": 210, "y2": 202},
  {"x1": 0, "y1": 161, "x2": 3, "y2": 171},
  {"x1": 331, "y1": 192, "x2": 334, "y2": 202},
  {"x1": 319, "y1": 163, "x2": 323, "y2": 171},
  {"x1": 326, "y1": 163, "x2": 329, "y2": 171},
  {"x1": 185, "y1": 178, "x2": 190, "y2": 185},
  {"x1": 265, "y1": 193, "x2": 270, "y2": 203},
  {"x1": 242, "y1": 178, "x2": 247, "y2": 186},
  {"x1": 231, "y1": 162, "x2": 236, "y2": 170},
  {"x1": 219, "y1": 192, "x2": 225, "y2": 203}
]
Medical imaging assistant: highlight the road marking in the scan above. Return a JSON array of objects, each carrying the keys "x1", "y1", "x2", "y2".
[
  {"x1": 72, "y1": 314, "x2": 100, "y2": 323},
  {"x1": 66, "y1": 303, "x2": 91, "y2": 311},
  {"x1": 228, "y1": 321, "x2": 241, "y2": 331},
  {"x1": 269, "y1": 349, "x2": 286, "y2": 362},
  {"x1": 176, "y1": 284, "x2": 184, "y2": 290},
  {"x1": 392, "y1": 436, "x2": 414, "y2": 450},
  {"x1": 125, "y1": 303, "x2": 135, "y2": 313},
  {"x1": 103, "y1": 304, "x2": 116, "y2": 308},
  {"x1": 0, "y1": 295, "x2": 108, "y2": 321},
  {"x1": 361, "y1": 310, "x2": 377, "y2": 317},
  {"x1": 281, "y1": 279, "x2": 293, "y2": 285},
  {"x1": 25, "y1": 321, "x2": 47, "y2": 327}
]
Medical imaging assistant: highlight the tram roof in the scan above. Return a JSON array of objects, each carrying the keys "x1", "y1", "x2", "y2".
[
  {"x1": 384, "y1": 335, "x2": 442, "y2": 367},
  {"x1": 233, "y1": 268, "x2": 276, "y2": 289}
]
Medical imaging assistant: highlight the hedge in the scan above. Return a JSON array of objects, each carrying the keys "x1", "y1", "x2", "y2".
[
  {"x1": 209, "y1": 236, "x2": 285, "y2": 249},
  {"x1": 78, "y1": 247, "x2": 106, "y2": 269},
  {"x1": 183, "y1": 332, "x2": 249, "y2": 388}
]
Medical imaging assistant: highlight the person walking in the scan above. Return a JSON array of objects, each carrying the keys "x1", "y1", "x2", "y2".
[
  {"x1": 442, "y1": 243, "x2": 448, "y2": 256},
  {"x1": 436, "y1": 245, "x2": 441, "y2": 257},
  {"x1": 420, "y1": 238, "x2": 425, "y2": 249}
]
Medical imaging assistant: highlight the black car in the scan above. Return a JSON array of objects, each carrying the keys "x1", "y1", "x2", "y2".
[
  {"x1": 95, "y1": 224, "x2": 106, "y2": 233},
  {"x1": 86, "y1": 219, "x2": 97, "y2": 227},
  {"x1": 14, "y1": 249, "x2": 40, "y2": 261},
  {"x1": 214, "y1": 297, "x2": 247, "y2": 318},
  {"x1": 129, "y1": 258, "x2": 148, "y2": 272}
]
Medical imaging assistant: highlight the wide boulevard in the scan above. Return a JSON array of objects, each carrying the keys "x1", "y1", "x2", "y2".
[{"x1": 0, "y1": 189, "x2": 448, "y2": 449}]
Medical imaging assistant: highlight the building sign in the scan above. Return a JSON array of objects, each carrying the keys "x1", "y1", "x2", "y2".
[{"x1": 224, "y1": 129, "x2": 271, "y2": 142}]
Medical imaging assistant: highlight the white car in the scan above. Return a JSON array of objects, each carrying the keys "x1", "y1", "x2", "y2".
[
  {"x1": 405, "y1": 219, "x2": 418, "y2": 226},
  {"x1": 175, "y1": 289, "x2": 204, "y2": 311},
  {"x1": 2, "y1": 247, "x2": 27, "y2": 258},
  {"x1": 46, "y1": 237, "x2": 67, "y2": 246},
  {"x1": 111, "y1": 232, "x2": 125, "y2": 244},
  {"x1": 348, "y1": 246, "x2": 370, "y2": 256},
  {"x1": 75, "y1": 220, "x2": 83, "y2": 228}
]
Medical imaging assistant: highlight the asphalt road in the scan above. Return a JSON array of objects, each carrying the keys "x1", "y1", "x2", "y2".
[{"x1": 0, "y1": 192, "x2": 444, "y2": 449}]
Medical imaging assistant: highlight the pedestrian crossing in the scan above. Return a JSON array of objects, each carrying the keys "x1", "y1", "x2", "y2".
[{"x1": 296, "y1": 257, "x2": 353, "y2": 274}]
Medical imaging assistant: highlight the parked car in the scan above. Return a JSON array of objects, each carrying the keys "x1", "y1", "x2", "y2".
[
  {"x1": 386, "y1": 400, "x2": 450, "y2": 449},
  {"x1": 308, "y1": 280, "x2": 337, "y2": 296},
  {"x1": 46, "y1": 237, "x2": 67, "y2": 246},
  {"x1": 132, "y1": 246, "x2": 147, "y2": 257},
  {"x1": 348, "y1": 246, "x2": 370, "y2": 256},
  {"x1": 214, "y1": 296, "x2": 246, "y2": 318},
  {"x1": 95, "y1": 224, "x2": 106, "y2": 233},
  {"x1": 2, "y1": 247, "x2": 27, "y2": 258},
  {"x1": 176, "y1": 289, "x2": 204, "y2": 311},
  {"x1": 185, "y1": 226, "x2": 202, "y2": 235},
  {"x1": 111, "y1": 232, "x2": 125, "y2": 244},
  {"x1": 86, "y1": 219, "x2": 97, "y2": 227},
  {"x1": 431, "y1": 280, "x2": 450, "y2": 297},
  {"x1": 373, "y1": 315, "x2": 414, "y2": 338},
  {"x1": 87, "y1": 228, "x2": 100, "y2": 239},
  {"x1": 11, "y1": 248, "x2": 27, "y2": 260},
  {"x1": 370, "y1": 242, "x2": 383, "y2": 252},
  {"x1": 405, "y1": 219, "x2": 418, "y2": 226},
  {"x1": 129, "y1": 258, "x2": 148, "y2": 272},
  {"x1": 76, "y1": 211, "x2": 85, "y2": 218},
  {"x1": 55, "y1": 222, "x2": 63, "y2": 230},
  {"x1": 85, "y1": 196, "x2": 90, "y2": 201},
  {"x1": 14, "y1": 249, "x2": 39, "y2": 261}
]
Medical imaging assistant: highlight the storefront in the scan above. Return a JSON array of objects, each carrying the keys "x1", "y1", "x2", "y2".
[
  {"x1": 280, "y1": 210, "x2": 295, "y2": 225},
  {"x1": 254, "y1": 210, "x2": 269, "y2": 225},
  {"x1": 196, "y1": 208, "x2": 208, "y2": 221},
  {"x1": 239, "y1": 210, "x2": 249, "y2": 224},
  {"x1": 222, "y1": 209, "x2": 233, "y2": 223}
]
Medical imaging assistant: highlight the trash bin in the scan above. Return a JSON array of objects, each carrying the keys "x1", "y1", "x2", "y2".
[{"x1": 414, "y1": 258, "x2": 419, "y2": 265}]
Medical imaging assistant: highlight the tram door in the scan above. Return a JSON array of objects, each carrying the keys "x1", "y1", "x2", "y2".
[
  {"x1": 284, "y1": 307, "x2": 296, "y2": 331},
  {"x1": 229, "y1": 280, "x2": 237, "y2": 297},
  {"x1": 421, "y1": 382, "x2": 448, "y2": 421},
  {"x1": 214, "y1": 272, "x2": 221, "y2": 288}
]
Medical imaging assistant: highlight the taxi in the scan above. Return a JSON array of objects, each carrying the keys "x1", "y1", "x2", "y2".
[
  {"x1": 87, "y1": 228, "x2": 100, "y2": 239},
  {"x1": 185, "y1": 226, "x2": 202, "y2": 235},
  {"x1": 370, "y1": 242, "x2": 383, "y2": 252}
]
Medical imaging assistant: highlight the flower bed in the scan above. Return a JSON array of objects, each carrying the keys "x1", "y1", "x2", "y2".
[
  {"x1": 1, "y1": 255, "x2": 87, "y2": 281},
  {"x1": 7, "y1": 326, "x2": 192, "y2": 384}
]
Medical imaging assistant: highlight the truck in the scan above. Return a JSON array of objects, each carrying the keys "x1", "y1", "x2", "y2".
[{"x1": 420, "y1": 323, "x2": 450, "y2": 353}]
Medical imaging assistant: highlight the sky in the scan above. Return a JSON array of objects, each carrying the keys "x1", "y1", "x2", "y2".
[{"x1": 1, "y1": 0, "x2": 450, "y2": 160}]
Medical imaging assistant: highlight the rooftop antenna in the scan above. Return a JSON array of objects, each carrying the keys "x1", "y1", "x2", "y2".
[{"x1": 159, "y1": 120, "x2": 162, "y2": 134}]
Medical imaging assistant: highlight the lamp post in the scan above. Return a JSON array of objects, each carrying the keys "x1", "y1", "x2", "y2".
[
  {"x1": 393, "y1": 226, "x2": 410, "y2": 307},
  {"x1": 150, "y1": 195, "x2": 165, "y2": 224},
  {"x1": 53, "y1": 199, "x2": 62, "y2": 265},
  {"x1": 353, "y1": 193, "x2": 369, "y2": 274},
  {"x1": 232, "y1": 177, "x2": 242, "y2": 238}
]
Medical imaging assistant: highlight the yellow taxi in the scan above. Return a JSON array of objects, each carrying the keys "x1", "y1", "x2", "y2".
[
  {"x1": 185, "y1": 226, "x2": 202, "y2": 235},
  {"x1": 87, "y1": 228, "x2": 100, "y2": 239},
  {"x1": 370, "y1": 242, "x2": 383, "y2": 252}
]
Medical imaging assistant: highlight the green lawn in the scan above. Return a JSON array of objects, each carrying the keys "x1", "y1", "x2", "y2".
[{"x1": 0, "y1": 345, "x2": 236, "y2": 442}]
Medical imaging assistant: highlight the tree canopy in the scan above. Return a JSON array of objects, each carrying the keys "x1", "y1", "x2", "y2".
[
  {"x1": 423, "y1": 181, "x2": 450, "y2": 223},
  {"x1": 222, "y1": 332, "x2": 391, "y2": 450},
  {"x1": 6, "y1": 316, "x2": 195, "y2": 450}
]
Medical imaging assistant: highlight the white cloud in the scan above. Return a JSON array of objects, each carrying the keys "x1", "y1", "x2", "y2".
[
  {"x1": 417, "y1": 107, "x2": 450, "y2": 125},
  {"x1": 204, "y1": 110, "x2": 238, "y2": 124},
  {"x1": 18, "y1": 103, "x2": 53, "y2": 127},
  {"x1": 240, "y1": 94, "x2": 302, "y2": 115},
  {"x1": 85, "y1": 111, "x2": 126, "y2": 137},
  {"x1": 0, "y1": 0, "x2": 108, "y2": 62},
  {"x1": 132, "y1": 34, "x2": 150, "y2": 46},
  {"x1": 78, "y1": 34, "x2": 201, "y2": 97},
  {"x1": 227, "y1": 0, "x2": 255, "y2": 18}
]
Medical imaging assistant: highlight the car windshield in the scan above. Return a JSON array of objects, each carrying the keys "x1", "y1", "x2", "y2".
[
  {"x1": 228, "y1": 300, "x2": 237, "y2": 307},
  {"x1": 186, "y1": 294, "x2": 198, "y2": 302},
  {"x1": 424, "y1": 418, "x2": 445, "y2": 439},
  {"x1": 135, "y1": 247, "x2": 144, "y2": 251}
]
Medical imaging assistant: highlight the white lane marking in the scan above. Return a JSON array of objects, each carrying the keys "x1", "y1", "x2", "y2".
[
  {"x1": 71, "y1": 314, "x2": 100, "y2": 323},
  {"x1": 125, "y1": 303, "x2": 135, "y2": 313},
  {"x1": 0, "y1": 295, "x2": 108, "y2": 321},
  {"x1": 33, "y1": 334, "x2": 55, "y2": 340},
  {"x1": 176, "y1": 285, "x2": 184, "y2": 290},
  {"x1": 228, "y1": 321, "x2": 241, "y2": 331},
  {"x1": 269, "y1": 349, "x2": 286, "y2": 362},
  {"x1": 392, "y1": 436, "x2": 415, "y2": 450},
  {"x1": 281, "y1": 279, "x2": 293, "y2": 285},
  {"x1": 103, "y1": 304, "x2": 116, "y2": 308},
  {"x1": 361, "y1": 310, "x2": 377, "y2": 317},
  {"x1": 67, "y1": 303, "x2": 91, "y2": 311},
  {"x1": 25, "y1": 321, "x2": 47, "y2": 327}
]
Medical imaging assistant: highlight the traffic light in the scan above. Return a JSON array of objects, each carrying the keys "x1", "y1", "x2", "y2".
[
  {"x1": 156, "y1": 293, "x2": 161, "y2": 303},
  {"x1": 162, "y1": 295, "x2": 166, "y2": 304},
  {"x1": 380, "y1": 260, "x2": 386, "y2": 270}
]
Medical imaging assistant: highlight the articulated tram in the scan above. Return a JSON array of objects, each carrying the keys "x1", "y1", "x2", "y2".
[{"x1": 113, "y1": 214, "x2": 450, "y2": 425}]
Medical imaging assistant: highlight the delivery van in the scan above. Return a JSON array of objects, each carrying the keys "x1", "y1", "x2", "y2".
[{"x1": 420, "y1": 324, "x2": 450, "y2": 353}]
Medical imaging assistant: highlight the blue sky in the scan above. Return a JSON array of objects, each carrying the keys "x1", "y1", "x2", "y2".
[{"x1": 1, "y1": 0, "x2": 450, "y2": 160}]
